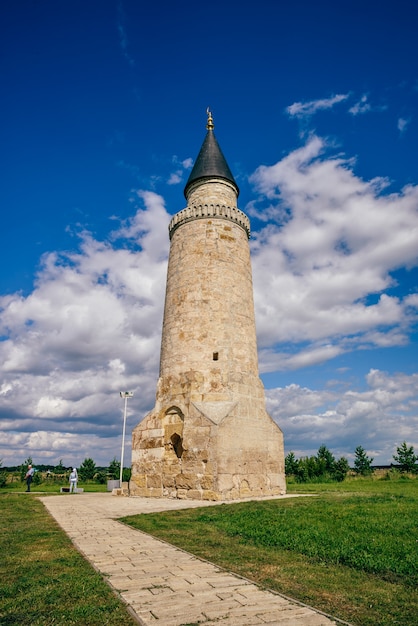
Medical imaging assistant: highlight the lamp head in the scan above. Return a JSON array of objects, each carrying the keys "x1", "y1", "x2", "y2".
[{"x1": 120, "y1": 391, "x2": 134, "y2": 398}]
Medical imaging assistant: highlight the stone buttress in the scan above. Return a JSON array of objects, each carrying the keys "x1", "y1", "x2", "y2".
[{"x1": 130, "y1": 111, "x2": 286, "y2": 500}]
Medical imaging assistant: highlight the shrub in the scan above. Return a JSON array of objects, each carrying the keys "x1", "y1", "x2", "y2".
[
  {"x1": 95, "y1": 470, "x2": 107, "y2": 484},
  {"x1": 285, "y1": 446, "x2": 348, "y2": 483},
  {"x1": 122, "y1": 467, "x2": 131, "y2": 482},
  {"x1": 32, "y1": 471, "x2": 42, "y2": 486}
]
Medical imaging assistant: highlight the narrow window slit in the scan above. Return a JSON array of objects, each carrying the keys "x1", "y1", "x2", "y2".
[{"x1": 171, "y1": 433, "x2": 183, "y2": 459}]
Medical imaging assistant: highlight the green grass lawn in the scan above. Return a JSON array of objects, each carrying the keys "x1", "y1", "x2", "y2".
[
  {"x1": 0, "y1": 493, "x2": 137, "y2": 626},
  {"x1": 121, "y1": 477, "x2": 418, "y2": 626},
  {"x1": 1, "y1": 478, "x2": 416, "y2": 626}
]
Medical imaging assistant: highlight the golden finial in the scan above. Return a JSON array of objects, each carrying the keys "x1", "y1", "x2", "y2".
[{"x1": 206, "y1": 107, "x2": 214, "y2": 130}]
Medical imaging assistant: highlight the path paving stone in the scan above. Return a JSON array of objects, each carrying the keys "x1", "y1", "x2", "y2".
[{"x1": 40, "y1": 493, "x2": 345, "y2": 626}]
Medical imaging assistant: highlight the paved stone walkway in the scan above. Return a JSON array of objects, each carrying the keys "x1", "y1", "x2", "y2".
[{"x1": 40, "y1": 493, "x2": 344, "y2": 626}]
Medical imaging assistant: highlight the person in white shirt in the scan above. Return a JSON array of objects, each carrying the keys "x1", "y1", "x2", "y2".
[
  {"x1": 69, "y1": 468, "x2": 78, "y2": 493},
  {"x1": 25, "y1": 464, "x2": 34, "y2": 492}
]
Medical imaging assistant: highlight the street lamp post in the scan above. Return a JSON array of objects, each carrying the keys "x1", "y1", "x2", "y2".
[{"x1": 119, "y1": 391, "x2": 133, "y2": 487}]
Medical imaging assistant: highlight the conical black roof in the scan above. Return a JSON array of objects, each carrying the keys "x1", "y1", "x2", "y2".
[{"x1": 184, "y1": 112, "x2": 239, "y2": 198}]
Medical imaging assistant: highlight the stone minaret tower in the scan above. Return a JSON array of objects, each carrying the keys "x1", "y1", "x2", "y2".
[{"x1": 131, "y1": 111, "x2": 285, "y2": 500}]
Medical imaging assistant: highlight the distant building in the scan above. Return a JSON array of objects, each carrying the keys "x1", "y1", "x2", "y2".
[{"x1": 130, "y1": 111, "x2": 286, "y2": 500}]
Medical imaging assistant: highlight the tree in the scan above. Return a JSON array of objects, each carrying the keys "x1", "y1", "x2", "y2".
[
  {"x1": 354, "y1": 445, "x2": 374, "y2": 476},
  {"x1": 333, "y1": 457, "x2": 349, "y2": 482},
  {"x1": 317, "y1": 445, "x2": 336, "y2": 475},
  {"x1": 284, "y1": 447, "x2": 349, "y2": 484},
  {"x1": 78, "y1": 457, "x2": 97, "y2": 481},
  {"x1": 108, "y1": 457, "x2": 121, "y2": 480},
  {"x1": 54, "y1": 459, "x2": 66, "y2": 473},
  {"x1": 393, "y1": 442, "x2": 418, "y2": 473},
  {"x1": 20, "y1": 457, "x2": 33, "y2": 481},
  {"x1": 32, "y1": 470, "x2": 42, "y2": 486},
  {"x1": 95, "y1": 470, "x2": 107, "y2": 484},
  {"x1": 122, "y1": 467, "x2": 131, "y2": 482},
  {"x1": 285, "y1": 452, "x2": 298, "y2": 476}
]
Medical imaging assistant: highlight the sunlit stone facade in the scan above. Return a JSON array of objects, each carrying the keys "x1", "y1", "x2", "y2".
[{"x1": 130, "y1": 113, "x2": 285, "y2": 500}]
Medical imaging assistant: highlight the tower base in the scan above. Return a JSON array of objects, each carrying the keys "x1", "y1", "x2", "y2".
[{"x1": 131, "y1": 381, "x2": 286, "y2": 501}]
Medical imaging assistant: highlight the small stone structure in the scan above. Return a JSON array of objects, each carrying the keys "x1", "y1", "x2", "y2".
[{"x1": 130, "y1": 111, "x2": 286, "y2": 500}]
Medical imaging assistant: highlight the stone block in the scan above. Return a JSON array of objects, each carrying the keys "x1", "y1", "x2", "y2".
[
  {"x1": 175, "y1": 473, "x2": 197, "y2": 489},
  {"x1": 146, "y1": 474, "x2": 162, "y2": 489},
  {"x1": 217, "y1": 473, "x2": 234, "y2": 492},
  {"x1": 200, "y1": 475, "x2": 214, "y2": 490},
  {"x1": 131, "y1": 474, "x2": 146, "y2": 488},
  {"x1": 187, "y1": 489, "x2": 203, "y2": 500},
  {"x1": 162, "y1": 475, "x2": 175, "y2": 488},
  {"x1": 202, "y1": 490, "x2": 221, "y2": 501}
]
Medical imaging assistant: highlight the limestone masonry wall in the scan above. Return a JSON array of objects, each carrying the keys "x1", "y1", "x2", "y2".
[
  {"x1": 186, "y1": 179, "x2": 237, "y2": 206},
  {"x1": 160, "y1": 217, "x2": 258, "y2": 383},
  {"x1": 131, "y1": 164, "x2": 286, "y2": 500}
]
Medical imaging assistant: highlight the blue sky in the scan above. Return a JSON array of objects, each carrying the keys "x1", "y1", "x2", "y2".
[{"x1": 1, "y1": 0, "x2": 417, "y2": 468}]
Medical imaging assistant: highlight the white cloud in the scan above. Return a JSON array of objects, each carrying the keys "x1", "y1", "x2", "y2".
[
  {"x1": 182, "y1": 157, "x2": 193, "y2": 169},
  {"x1": 0, "y1": 191, "x2": 169, "y2": 466},
  {"x1": 397, "y1": 117, "x2": 410, "y2": 134},
  {"x1": 286, "y1": 94, "x2": 349, "y2": 119},
  {"x1": 348, "y1": 94, "x2": 387, "y2": 116},
  {"x1": 166, "y1": 156, "x2": 194, "y2": 185},
  {"x1": 349, "y1": 94, "x2": 371, "y2": 115},
  {"x1": 267, "y1": 370, "x2": 418, "y2": 464},
  {"x1": 167, "y1": 172, "x2": 182, "y2": 185},
  {"x1": 249, "y1": 135, "x2": 418, "y2": 364}
]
